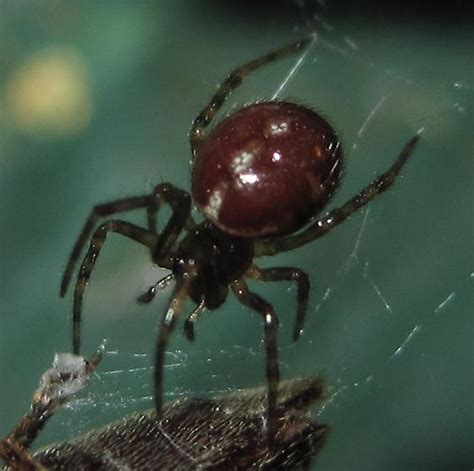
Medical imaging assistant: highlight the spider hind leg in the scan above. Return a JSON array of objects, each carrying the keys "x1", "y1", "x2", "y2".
[
  {"x1": 246, "y1": 264, "x2": 310, "y2": 342},
  {"x1": 231, "y1": 278, "x2": 280, "y2": 446}
]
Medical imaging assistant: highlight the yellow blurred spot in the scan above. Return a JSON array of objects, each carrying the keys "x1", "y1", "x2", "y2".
[{"x1": 4, "y1": 47, "x2": 93, "y2": 136}]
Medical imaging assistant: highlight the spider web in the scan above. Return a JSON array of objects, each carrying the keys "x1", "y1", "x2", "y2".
[{"x1": 0, "y1": 1, "x2": 472, "y2": 469}]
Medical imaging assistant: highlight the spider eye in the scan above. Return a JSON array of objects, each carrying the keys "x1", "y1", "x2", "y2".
[
  {"x1": 172, "y1": 258, "x2": 185, "y2": 274},
  {"x1": 172, "y1": 257, "x2": 196, "y2": 278}
]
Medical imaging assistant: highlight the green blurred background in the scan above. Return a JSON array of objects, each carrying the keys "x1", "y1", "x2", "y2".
[{"x1": 1, "y1": 1, "x2": 472, "y2": 469}]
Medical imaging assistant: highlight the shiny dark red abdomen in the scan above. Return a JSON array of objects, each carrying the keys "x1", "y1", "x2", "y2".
[{"x1": 192, "y1": 102, "x2": 343, "y2": 238}]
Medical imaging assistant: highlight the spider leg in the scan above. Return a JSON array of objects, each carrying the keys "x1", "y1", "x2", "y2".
[
  {"x1": 246, "y1": 264, "x2": 309, "y2": 342},
  {"x1": 231, "y1": 278, "x2": 280, "y2": 446},
  {"x1": 190, "y1": 37, "x2": 313, "y2": 157},
  {"x1": 61, "y1": 195, "x2": 154, "y2": 297},
  {"x1": 183, "y1": 298, "x2": 206, "y2": 341},
  {"x1": 255, "y1": 135, "x2": 420, "y2": 256},
  {"x1": 137, "y1": 273, "x2": 175, "y2": 304},
  {"x1": 147, "y1": 204, "x2": 196, "y2": 234},
  {"x1": 150, "y1": 184, "x2": 191, "y2": 267},
  {"x1": 61, "y1": 183, "x2": 191, "y2": 297},
  {"x1": 72, "y1": 220, "x2": 158, "y2": 354},
  {"x1": 154, "y1": 276, "x2": 194, "y2": 415}
]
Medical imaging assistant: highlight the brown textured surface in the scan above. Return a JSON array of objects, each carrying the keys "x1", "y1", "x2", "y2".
[{"x1": 29, "y1": 377, "x2": 328, "y2": 470}]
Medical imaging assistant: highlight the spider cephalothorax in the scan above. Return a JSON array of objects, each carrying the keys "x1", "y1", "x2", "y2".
[
  {"x1": 169, "y1": 221, "x2": 254, "y2": 311},
  {"x1": 61, "y1": 37, "x2": 419, "y2": 442}
]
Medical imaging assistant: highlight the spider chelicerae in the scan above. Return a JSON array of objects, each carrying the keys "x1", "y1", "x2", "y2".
[{"x1": 60, "y1": 37, "x2": 419, "y2": 441}]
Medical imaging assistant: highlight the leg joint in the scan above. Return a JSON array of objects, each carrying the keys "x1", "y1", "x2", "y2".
[
  {"x1": 262, "y1": 307, "x2": 279, "y2": 329},
  {"x1": 154, "y1": 183, "x2": 191, "y2": 211},
  {"x1": 291, "y1": 269, "x2": 308, "y2": 282}
]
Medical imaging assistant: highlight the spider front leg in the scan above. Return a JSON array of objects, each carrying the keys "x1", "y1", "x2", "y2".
[
  {"x1": 256, "y1": 135, "x2": 420, "y2": 256},
  {"x1": 146, "y1": 195, "x2": 197, "y2": 237},
  {"x1": 154, "y1": 268, "x2": 196, "y2": 415},
  {"x1": 138, "y1": 185, "x2": 193, "y2": 301},
  {"x1": 62, "y1": 183, "x2": 191, "y2": 354},
  {"x1": 149, "y1": 184, "x2": 191, "y2": 267},
  {"x1": 246, "y1": 264, "x2": 309, "y2": 341},
  {"x1": 60, "y1": 195, "x2": 155, "y2": 297},
  {"x1": 231, "y1": 278, "x2": 280, "y2": 446},
  {"x1": 72, "y1": 220, "x2": 158, "y2": 354},
  {"x1": 61, "y1": 183, "x2": 191, "y2": 297},
  {"x1": 190, "y1": 37, "x2": 312, "y2": 156}
]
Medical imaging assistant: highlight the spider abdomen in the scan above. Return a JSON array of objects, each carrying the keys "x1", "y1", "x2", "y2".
[{"x1": 192, "y1": 101, "x2": 343, "y2": 238}]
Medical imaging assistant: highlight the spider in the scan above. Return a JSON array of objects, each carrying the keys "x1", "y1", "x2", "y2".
[{"x1": 60, "y1": 37, "x2": 419, "y2": 442}]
